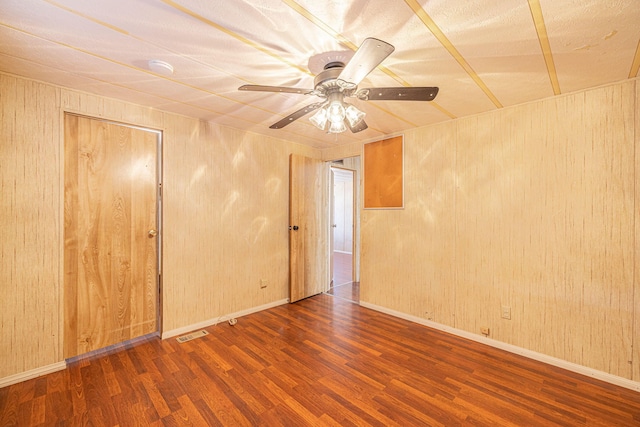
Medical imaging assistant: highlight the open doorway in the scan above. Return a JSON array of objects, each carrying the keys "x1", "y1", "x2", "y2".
[{"x1": 327, "y1": 157, "x2": 360, "y2": 303}]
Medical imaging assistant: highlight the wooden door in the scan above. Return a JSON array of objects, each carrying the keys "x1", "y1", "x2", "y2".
[
  {"x1": 289, "y1": 154, "x2": 329, "y2": 303},
  {"x1": 64, "y1": 114, "x2": 159, "y2": 358}
]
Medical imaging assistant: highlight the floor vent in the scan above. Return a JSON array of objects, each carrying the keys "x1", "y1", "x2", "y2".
[{"x1": 176, "y1": 330, "x2": 209, "y2": 343}]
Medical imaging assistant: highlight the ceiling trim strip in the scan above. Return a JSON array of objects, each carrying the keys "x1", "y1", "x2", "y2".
[
  {"x1": 527, "y1": 0, "x2": 561, "y2": 95},
  {"x1": 282, "y1": 0, "x2": 412, "y2": 87},
  {"x1": 429, "y1": 102, "x2": 456, "y2": 120},
  {"x1": 44, "y1": 0, "x2": 256, "y2": 86},
  {"x1": 281, "y1": 0, "x2": 357, "y2": 51},
  {"x1": 43, "y1": 0, "x2": 129, "y2": 35},
  {"x1": 404, "y1": 0, "x2": 503, "y2": 109},
  {"x1": 160, "y1": 0, "x2": 312, "y2": 77},
  {"x1": 629, "y1": 39, "x2": 640, "y2": 78},
  {"x1": 0, "y1": 22, "x2": 278, "y2": 117},
  {"x1": 0, "y1": 44, "x2": 252, "y2": 122},
  {"x1": 283, "y1": 0, "x2": 452, "y2": 119}
]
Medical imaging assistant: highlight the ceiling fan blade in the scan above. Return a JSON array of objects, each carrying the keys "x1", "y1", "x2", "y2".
[
  {"x1": 358, "y1": 87, "x2": 439, "y2": 101},
  {"x1": 269, "y1": 102, "x2": 324, "y2": 129},
  {"x1": 346, "y1": 118, "x2": 368, "y2": 133},
  {"x1": 338, "y1": 38, "x2": 394, "y2": 86},
  {"x1": 239, "y1": 85, "x2": 312, "y2": 95}
]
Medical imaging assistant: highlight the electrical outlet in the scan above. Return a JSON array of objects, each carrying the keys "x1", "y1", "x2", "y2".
[
  {"x1": 501, "y1": 305, "x2": 511, "y2": 320},
  {"x1": 260, "y1": 279, "x2": 268, "y2": 289},
  {"x1": 480, "y1": 326, "x2": 490, "y2": 336}
]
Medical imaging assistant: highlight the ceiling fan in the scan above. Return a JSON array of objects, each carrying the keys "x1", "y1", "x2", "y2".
[{"x1": 239, "y1": 38, "x2": 439, "y2": 134}]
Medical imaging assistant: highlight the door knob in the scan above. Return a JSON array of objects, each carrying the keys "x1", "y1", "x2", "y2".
[
  {"x1": 148, "y1": 229, "x2": 158, "y2": 237},
  {"x1": 289, "y1": 225, "x2": 299, "y2": 231}
]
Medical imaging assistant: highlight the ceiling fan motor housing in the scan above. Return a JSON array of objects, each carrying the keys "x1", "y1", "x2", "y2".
[{"x1": 314, "y1": 66, "x2": 345, "y2": 94}]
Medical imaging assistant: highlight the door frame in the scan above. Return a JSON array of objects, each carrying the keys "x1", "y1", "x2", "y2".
[{"x1": 62, "y1": 112, "x2": 163, "y2": 357}]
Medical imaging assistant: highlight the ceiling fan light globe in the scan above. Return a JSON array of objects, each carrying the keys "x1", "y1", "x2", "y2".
[
  {"x1": 327, "y1": 101, "x2": 346, "y2": 123},
  {"x1": 309, "y1": 107, "x2": 328, "y2": 130},
  {"x1": 345, "y1": 105, "x2": 366, "y2": 127},
  {"x1": 328, "y1": 120, "x2": 347, "y2": 134}
]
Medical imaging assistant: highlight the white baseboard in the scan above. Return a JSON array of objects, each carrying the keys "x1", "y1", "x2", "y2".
[
  {"x1": 360, "y1": 300, "x2": 640, "y2": 392},
  {"x1": 162, "y1": 298, "x2": 289, "y2": 339},
  {"x1": 0, "y1": 361, "x2": 67, "y2": 388},
  {"x1": 1, "y1": 300, "x2": 290, "y2": 387}
]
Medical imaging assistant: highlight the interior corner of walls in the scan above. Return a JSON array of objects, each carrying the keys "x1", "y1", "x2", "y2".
[{"x1": 162, "y1": 298, "x2": 288, "y2": 340}]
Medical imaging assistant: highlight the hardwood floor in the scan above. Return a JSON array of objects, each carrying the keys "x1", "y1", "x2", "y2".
[
  {"x1": 327, "y1": 251, "x2": 359, "y2": 303},
  {"x1": 331, "y1": 251, "x2": 352, "y2": 286},
  {"x1": 326, "y1": 281, "x2": 360, "y2": 303},
  {"x1": 1, "y1": 294, "x2": 639, "y2": 426}
]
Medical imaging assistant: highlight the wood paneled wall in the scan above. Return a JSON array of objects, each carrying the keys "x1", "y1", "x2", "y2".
[
  {"x1": 0, "y1": 75, "x2": 62, "y2": 378},
  {"x1": 2, "y1": 70, "x2": 638, "y2": 385},
  {"x1": 634, "y1": 81, "x2": 640, "y2": 383},
  {"x1": 322, "y1": 141, "x2": 361, "y2": 162},
  {"x1": 0, "y1": 72, "x2": 319, "y2": 381},
  {"x1": 161, "y1": 120, "x2": 319, "y2": 331},
  {"x1": 351, "y1": 79, "x2": 639, "y2": 381}
]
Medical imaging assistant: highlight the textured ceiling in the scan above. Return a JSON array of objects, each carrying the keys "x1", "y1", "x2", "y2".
[{"x1": 1, "y1": 0, "x2": 639, "y2": 149}]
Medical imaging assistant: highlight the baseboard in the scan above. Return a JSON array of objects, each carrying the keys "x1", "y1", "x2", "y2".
[
  {"x1": 0, "y1": 361, "x2": 67, "y2": 388},
  {"x1": 1, "y1": 300, "x2": 291, "y2": 387},
  {"x1": 162, "y1": 298, "x2": 289, "y2": 339},
  {"x1": 360, "y1": 300, "x2": 640, "y2": 392}
]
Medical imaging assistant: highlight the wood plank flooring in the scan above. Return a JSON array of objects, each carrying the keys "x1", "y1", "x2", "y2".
[
  {"x1": 327, "y1": 251, "x2": 359, "y2": 302},
  {"x1": 326, "y1": 281, "x2": 359, "y2": 303},
  {"x1": 1, "y1": 294, "x2": 639, "y2": 426},
  {"x1": 331, "y1": 251, "x2": 352, "y2": 286}
]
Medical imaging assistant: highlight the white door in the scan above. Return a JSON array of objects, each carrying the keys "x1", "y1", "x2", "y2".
[{"x1": 332, "y1": 168, "x2": 354, "y2": 253}]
